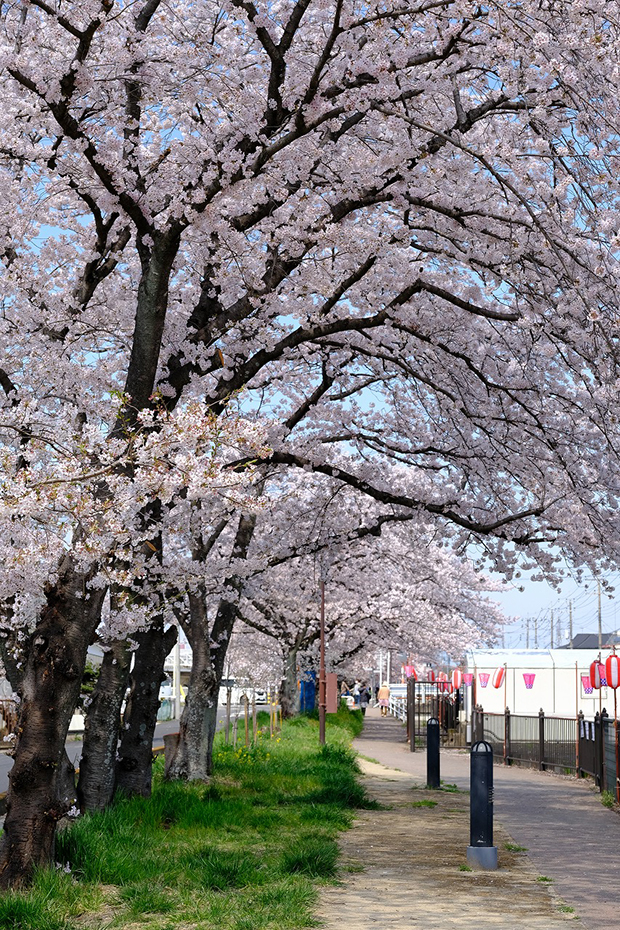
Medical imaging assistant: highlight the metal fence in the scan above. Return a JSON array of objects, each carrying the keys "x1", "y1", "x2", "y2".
[
  {"x1": 405, "y1": 680, "x2": 463, "y2": 749},
  {"x1": 472, "y1": 706, "x2": 577, "y2": 774}
]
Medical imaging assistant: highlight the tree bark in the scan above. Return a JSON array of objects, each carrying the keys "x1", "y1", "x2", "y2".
[
  {"x1": 77, "y1": 638, "x2": 132, "y2": 813},
  {"x1": 279, "y1": 647, "x2": 299, "y2": 718},
  {"x1": 167, "y1": 513, "x2": 257, "y2": 781},
  {"x1": 0, "y1": 559, "x2": 105, "y2": 888},
  {"x1": 165, "y1": 591, "x2": 216, "y2": 780},
  {"x1": 115, "y1": 620, "x2": 177, "y2": 798}
]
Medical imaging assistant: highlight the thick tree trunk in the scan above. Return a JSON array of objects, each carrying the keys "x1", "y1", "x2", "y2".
[
  {"x1": 115, "y1": 620, "x2": 177, "y2": 798},
  {"x1": 279, "y1": 648, "x2": 299, "y2": 718},
  {"x1": 166, "y1": 593, "x2": 218, "y2": 781},
  {"x1": 77, "y1": 639, "x2": 132, "y2": 813},
  {"x1": 167, "y1": 513, "x2": 258, "y2": 781},
  {"x1": 0, "y1": 559, "x2": 105, "y2": 888}
]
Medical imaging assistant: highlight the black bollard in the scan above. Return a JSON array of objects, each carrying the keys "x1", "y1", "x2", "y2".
[
  {"x1": 467, "y1": 740, "x2": 497, "y2": 870},
  {"x1": 426, "y1": 717, "x2": 440, "y2": 789}
]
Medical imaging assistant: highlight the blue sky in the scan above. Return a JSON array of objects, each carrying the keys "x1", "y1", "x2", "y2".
[{"x1": 488, "y1": 568, "x2": 620, "y2": 650}]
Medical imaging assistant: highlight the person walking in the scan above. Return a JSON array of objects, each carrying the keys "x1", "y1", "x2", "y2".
[
  {"x1": 377, "y1": 682, "x2": 390, "y2": 717},
  {"x1": 359, "y1": 685, "x2": 370, "y2": 716}
]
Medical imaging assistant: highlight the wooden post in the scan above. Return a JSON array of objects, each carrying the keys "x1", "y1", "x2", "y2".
[
  {"x1": 252, "y1": 696, "x2": 257, "y2": 748},
  {"x1": 244, "y1": 695, "x2": 249, "y2": 747},
  {"x1": 232, "y1": 715, "x2": 238, "y2": 748}
]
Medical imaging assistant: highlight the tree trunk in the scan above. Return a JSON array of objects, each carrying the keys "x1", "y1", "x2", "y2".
[
  {"x1": 0, "y1": 559, "x2": 105, "y2": 888},
  {"x1": 279, "y1": 648, "x2": 299, "y2": 718},
  {"x1": 166, "y1": 513, "x2": 258, "y2": 781},
  {"x1": 166, "y1": 593, "x2": 218, "y2": 781},
  {"x1": 77, "y1": 639, "x2": 132, "y2": 813},
  {"x1": 115, "y1": 620, "x2": 177, "y2": 798}
]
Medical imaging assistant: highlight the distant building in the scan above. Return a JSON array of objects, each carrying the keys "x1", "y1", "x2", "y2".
[{"x1": 463, "y1": 644, "x2": 618, "y2": 722}]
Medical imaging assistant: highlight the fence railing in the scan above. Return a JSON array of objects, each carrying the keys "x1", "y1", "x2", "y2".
[
  {"x1": 403, "y1": 680, "x2": 464, "y2": 748},
  {"x1": 472, "y1": 705, "x2": 588, "y2": 777}
]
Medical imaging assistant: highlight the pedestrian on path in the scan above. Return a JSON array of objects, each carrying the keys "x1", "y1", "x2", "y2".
[
  {"x1": 377, "y1": 682, "x2": 390, "y2": 716},
  {"x1": 359, "y1": 686, "x2": 370, "y2": 716}
]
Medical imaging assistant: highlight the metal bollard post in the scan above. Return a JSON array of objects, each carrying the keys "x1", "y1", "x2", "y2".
[
  {"x1": 467, "y1": 740, "x2": 497, "y2": 870},
  {"x1": 426, "y1": 717, "x2": 440, "y2": 789}
]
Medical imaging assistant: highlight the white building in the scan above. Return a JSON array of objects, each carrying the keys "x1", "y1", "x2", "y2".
[{"x1": 463, "y1": 647, "x2": 618, "y2": 720}]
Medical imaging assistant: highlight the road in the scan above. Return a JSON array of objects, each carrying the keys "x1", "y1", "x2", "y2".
[{"x1": 0, "y1": 704, "x2": 241, "y2": 795}]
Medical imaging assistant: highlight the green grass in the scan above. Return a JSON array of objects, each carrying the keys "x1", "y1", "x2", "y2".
[
  {"x1": 411, "y1": 799, "x2": 438, "y2": 808},
  {"x1": 504, "y1": 842, "x2": 528, "y2": 852},
  {"x1": 6, "y1": 703, "x2": 369, "y2": 930},
  {"x1": 601, "y1": 790, "x2": 616, "y2": 809},
  {"x1": 537, "y1": 875, "x2": 553, "y2": 883},
  {"x1": 458, "y1": 864, "x2": 472, "y2": 872},
  {"x1": 558, "y1": 905, "x2": 575, "y2": 914}
]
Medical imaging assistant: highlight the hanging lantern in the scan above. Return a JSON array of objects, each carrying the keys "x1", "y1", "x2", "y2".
[
  {"x1": 523, "y1": 673, "x2": 536, "y2": 690},
  {"x1": 581, "y1": 674, "x2": 593, "y2": 695},
  {"x1": 590, "y1": 661, "x2": 604, "y2": 689},
  {"x1": 452, "y1": 669, "x2": 463, "y2": 690},
  {"x1": 427, "y1": 669, "x2": 435, "y2": 683},
  {"x1": 479, "y1": 672, "x2": 490, "y2": 688},
  {"x1": 463, "y1": 672, "x2": 473, "y2": 686},
  {"x1": 404, "y1": 665, "x2": 417, "y2": 680},
  {"x1": 606, "y1": 655, "x2": 620, "y2": 689},
  {"x1": 492, "y1": 666, "x2": 505, "y2": 689}
]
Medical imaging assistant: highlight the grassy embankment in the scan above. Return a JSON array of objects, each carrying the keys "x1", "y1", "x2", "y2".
[{"x1": 0, "y1": 705, "x2": 372, "y2": 930}]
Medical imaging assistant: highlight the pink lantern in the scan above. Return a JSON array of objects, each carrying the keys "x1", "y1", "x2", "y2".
[
  {"x1": 404, "y1": 665, "x2": 417, "y2": 680},
  {"x1": 606, "y1": 655, "x2": 620, "y2": 689},
  {"x1": 463, "y1": 673, "x2": 473, "y2": 686},
  {"x1": 523, "y1": 673, "x2": 536, "y2": 690},
  {"x1": 590, "y1": 661, "x2": 604, "y2": 689},
  {"x1": 479, "y1": 672, "x2": 490, "y2": 688},
  {"x1": 492, "y1": 666, "x2": 505, "y2": 689},
  {"x1": 581, "y1": 674, "x2": 593, "y2": 695},
  {"x1": 451, "y1": 669, "x2": 463, "y2": 690},
  {"x1": 427, "y1": 669, "x2": 435, "y2": 683}
]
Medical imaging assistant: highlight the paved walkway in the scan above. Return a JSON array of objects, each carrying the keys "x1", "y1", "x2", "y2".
[{"x1": 318, "y1": 708, "x2": 620, "y2": 930}]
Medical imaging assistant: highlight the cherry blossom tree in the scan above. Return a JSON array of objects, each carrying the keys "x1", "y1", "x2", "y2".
[
  {"x1": 0, "y1": 0, "x2": 619, "y2": 885},
  {"x1": 239, "y1": 518, "x2": 505, "y2": 713}
]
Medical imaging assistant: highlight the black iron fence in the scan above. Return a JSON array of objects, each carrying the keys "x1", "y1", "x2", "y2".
[
  {"x1": 471, "y1": 706, "x2": 578, "y2": 774},
  {"x1": 406, "y1": 679, "x2": 463, "y2": 749}
]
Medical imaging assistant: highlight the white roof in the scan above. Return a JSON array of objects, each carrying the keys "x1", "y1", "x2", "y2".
[{"x1": 465, "y1": 648, "x2": 612, "y2": 670}]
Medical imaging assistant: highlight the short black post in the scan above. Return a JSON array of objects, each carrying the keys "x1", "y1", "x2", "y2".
[
  {"x1": 427, "y1": 716, "x2": 440, "y2": 789},
  {"x1": 467, "y1": 740, "x2": 497, "y2": 870}
]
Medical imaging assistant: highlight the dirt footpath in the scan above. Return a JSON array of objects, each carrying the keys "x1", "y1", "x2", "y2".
[{"x1": 317, "y1": 760, "x2": 581, "y2": 930}]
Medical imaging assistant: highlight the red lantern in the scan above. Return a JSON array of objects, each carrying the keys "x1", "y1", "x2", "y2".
[
  {"x1": 452, "y1": 669, "x2": 463, "y2": 690},
  {"x1": 492, "y1": 666, "x2": 505, "y2": 689},
  {"x1": 463, "y1": 673, "x2": 473, "y2": 686},
  {"x1": 427, "y1": 669, "x2": 435, "y2": 683},
  {"x1": 590, "y1": 661, "x2": 604, "y2": 689},
  {"x1": 404, "y1": 665, "x2": 417, "y2": 680},
  {"x1": 606, "y1": 655, "x2": 620, "y2": 689}
]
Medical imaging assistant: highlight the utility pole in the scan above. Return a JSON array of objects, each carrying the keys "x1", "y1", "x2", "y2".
[
  {"x1": 534, "y1": 614, "x2": 538, "y2": 649},
  {"x1": 550, "y1": 611, "x2": 554, "y2": 649},
  {"x1": 569, "y1": 600, "x2": 573, "y2": 648},
  {"x1": 526, "y1": 617, "x2": 530, "y2": 649},
  {"x1": 598, "y1": 582, "x2": 603, "y2": 651},
  {"x1": 319, "y1": 580, "x2": 326, "y2": 746}
]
